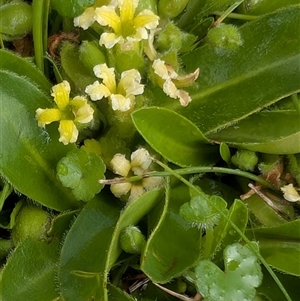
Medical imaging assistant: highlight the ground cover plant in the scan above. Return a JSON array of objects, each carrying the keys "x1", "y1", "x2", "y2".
[{"x1": 0, "y1": 0, "x2": 299, "y2": 300}]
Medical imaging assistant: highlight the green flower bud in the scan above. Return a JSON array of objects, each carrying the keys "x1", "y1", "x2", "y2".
[
  {"x1": 158, "y1": 0, "x2": 190, "y2": 19},
  {"x1": 156, "y1": 22, "x2": 182, "y2": 52},
  {"x1": 79, "y1": 41, "x2": 107, "y2": 72},
  {"x1": 231, "y1": 149, "x2": 258, "y2": 171},
  {"x1": 119, "y1": 225, "x2": 146, "y2": 254},
  {"x1": 0, "y1": 2, "x2": 32, "y2": 39},
  {"x1": 206, "y1": 24, "x2": 242, "y2": 51},
  {"x1": 11, "y1": 205, "x2": 50, "y2": 246}
]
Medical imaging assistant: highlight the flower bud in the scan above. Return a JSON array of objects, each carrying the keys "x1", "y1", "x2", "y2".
[
  {"x1": 119, "y1": 226, "x2": 146, "y2": 254},
  {"x1": 11, "y1": 205, "x2": 50, "y2": 246},
  {"x1": 206, "y1": 24, "x2": 242, "y2": 51},
  {"x1": 158, "y1": 0, "x2": 190, "y2": 19},
  {"x1": 79, "y1": 41, "x2": 107, "y2": 72},
  {"x1": 0, "y1": 2, "x2": 32, "y2": 40},
  {"x1": 231, "y1": 149, "x2": 258, "y2": 171}
]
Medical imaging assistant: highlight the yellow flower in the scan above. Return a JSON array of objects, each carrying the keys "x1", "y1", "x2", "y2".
[
  {"x1": 36, "y1": 81, "x2": 94, "y2": 145},
  {"x1": 94, "y1": 0, "x2": 159, "y2": 49},
  {"x1": 152, "y1": 59, "x2": 200, "y2": 107},
  {"x1": 110, "y1": 148, "x2": 163, "y2": 200},
  {"x1": 85, "y1": 63, "x2": 144, "y2": 111}
]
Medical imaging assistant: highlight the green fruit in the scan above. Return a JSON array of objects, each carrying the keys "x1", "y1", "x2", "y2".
[
  {"x1": 0, "y1": 2, "x2": 32, "y2": 38},
  {"x1": 231, "y1": 149, "x2": 258, "y2": 171},
  {"x1": 158, "y1": 0, "x2": 189, "y2": 19},
  {"x1": 119, "y1": 225, "x2": 146, "y2": 254},
  {"x1": 207, "y1": 24, "x2": 243, "y2": 51},
  {"x1": 11, "y1": 205, "x2": 50, "y2": 246}
]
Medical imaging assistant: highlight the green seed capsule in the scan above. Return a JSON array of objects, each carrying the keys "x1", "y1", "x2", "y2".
[
  {"x1": 0, "y1": 2, "x2": 32, "y2": 39},
  {"x1": 119, "y1": 225, "x2": 146, "y2": 254},
  {"x1": 11, "y1": 205, "x2": 50, "y2": 246},
  {"x1": 231, "y1": 149, "x2": 258, "y2": 171},
  {"x1": 158, "y1": 0, "x2": 190, "y2": 19},
  {"x1": 206, "y1": 24, "x2": 243, "y2": 51}
]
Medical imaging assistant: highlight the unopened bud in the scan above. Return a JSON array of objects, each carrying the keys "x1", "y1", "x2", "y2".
[
  {"x1": 231, "y1": 149, "x2": 258, "y2": 171},
  {"x1": 158, "y1": 0, "x2": 189, "y2": 19},
  {"x1": 120, "y1": 226, "x2": 146, "y2": 254}
]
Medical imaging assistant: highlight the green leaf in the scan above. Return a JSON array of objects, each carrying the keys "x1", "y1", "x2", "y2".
[
  {"x1": 180, "y1": 194, "x2": 228, "y2": 230},
  {"x1": 176, "y1": 6, "x2": 300, "y2": 134},
  {"x1": 2, "y1": 238, "x2": 59, "y2": 301},
  {"x1": 51, "y1": 0, "x2": 96, "y2": 18},
  {"x1": 56, "y1": 148, "x2": 106, "y2": 202},
  {"x1": 141, "y1": 180, "x2": 203, "y2": 283},
  {"x1": 132, "y1": 107, "x2": 218, "y2": 167},
  {"x1": 108, "y1": 283, "x2": 136, "y2": 301},
  {"x1": 208, "y1": 199, "x2": 248, "y2": 261},
  {"x1": 195, "y1": 243, "x2": 263, "y2": 301},
  {"x1": 219, "y1": 142, "x2": 231, "y2": 164},
  {"x1": 58, "y1": 190, "x2": 162, "y2": 301},
  {"x1": 0, "y1": 70, "x2": 78, "y2": 211},
  {"x1": 0, "y1": 49, "x2": 51, "y2": 92},
  {"x1": 207, "y1": 110, "x2": 300, "y2": 154},
  {"x1": 246, "y1": 220, "x2": 300, "y2": 276}
]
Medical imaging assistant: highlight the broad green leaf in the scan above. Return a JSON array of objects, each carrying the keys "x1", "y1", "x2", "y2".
[
  {"x1": 207, "y1": 110, "x2": 300, "y2": 154},
  {"x1": 2, "y1": 238, "x2": 59, "y2": 301},
  {"x1": 108, "y1": 284, "x2": 136, "y2": 301},
  {"x1": 56, "y1": 148, "x2": 106, "y2": 202},
  {"x1": 195, "y1": 243, "x2": 263, "y2": 301},
  {"x1": 141, "y1": 180, "x2": 203, "y2": 283},
  {"x1": 0, "y1": 49, "x2": 51, "y2": 92},
  {"x1": 0, "y1": 70, "x2": 78, "y2": 211},
  {"x1": 0, "y1": 239, "x2": 12, "y2": 261},
  {"x1": 132, "y1": 107, "x2": 218, "y2": 167},
  {"x1": 174, "y1": 6, "x2": 300, "y2": 134},
  {"x1": 208, "y1": 199, "x2": 248, "y2": 261},
  {"x1": 51, "y1": 0, "x2": 96, "y2": 18},
  {"x1": 246, "y1": 220, "x2": 300, "y2": 276},
  {"x1": 58, "y1": 190, "x2": 162, "y2": 301}
]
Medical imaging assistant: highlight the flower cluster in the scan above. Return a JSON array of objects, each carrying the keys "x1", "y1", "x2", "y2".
[
  {"x1": 109, "y1": 148, "x2": 163, "y2": 200},
  {"x1": 74, "y1": 0, "x2": 159, "y2": 49},
  {"x1": 36, "y1": 81, "x2": 93, "y2": 145}
]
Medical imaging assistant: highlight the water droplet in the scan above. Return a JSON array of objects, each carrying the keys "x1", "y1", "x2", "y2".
[{"x1": 229, "y1": 230, "x2": 236, "y2": 236}]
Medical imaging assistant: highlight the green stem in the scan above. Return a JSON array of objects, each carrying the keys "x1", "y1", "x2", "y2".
[
  {"x1": 32, "y1": 0, "x2": 50, "y2": 72},
  {"x1": 153, "y1": 158, "x2": 292, "y2": 301},
  {"x1": 147, "y1": 166, "x2": 277, "y2": 191},
  {"x1": 203, "y1": 227, "x2": 214, "y2": 259},
  {"x1": 213, "y1": 11, "x2": 258, "y2": 21},
  {"x1": 291, "y1": 93, "x2": 300, "y2": 115},
  {"x1": 214, "y1": 0, "x2": 245, "y2": 26}
]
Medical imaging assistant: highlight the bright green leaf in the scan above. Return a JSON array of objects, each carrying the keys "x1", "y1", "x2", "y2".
[
  {"x1": 141, "y1": 180, "x2": 203, "y2": 283},
  {"x1": 56, "y1": 148, "x2": 106, "y2": 202},
  {"x1": 195, "y1": 243, "x2": 263, "y2": 301},
  {"x1": 0, "y1": 71, "x2": 78, "y2": 211},
  {"x1": 208, "y1": 110, "x2": 300, "y2": 154},
  {"x1": 176, "y1": 6, "x2": 300, "y2": 134},
  {"x1": 2, "y1": 238, "x2": 59, "y2": 301},
  {"x1": 246, "y1": 220, "x2": 300, "y2": 276},
  {"x1": 132, "y1": 107, "x2": 219, "y2": 167}
]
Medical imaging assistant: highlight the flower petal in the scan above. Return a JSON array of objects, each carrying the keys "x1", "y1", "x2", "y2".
[
  {"x1": 163, "y1": 78, "x2": 179, "y2": 99},
  {"x1": 95, "y1": 5, "x2": 121, "y2": 33},
  {"x1": 51, "y1": 80, "x2": 70, "y2": 110},
  {"x1": 281, "y1": 184, "x2": 300, "y2": 202},
  {"x1": 131, "y1": 148, "x2": 152, "y2": 175},
  {"x1": 99, "y1": 32, "x2": 123, "y2": 48},
  {"x1": 111, "y1": 182, "x2": 132, "y2": 197},
  {"x1": 110, "y1": 153, "x2": 131, "y2": 176},
  {"x1": 74, "y1": 7, "x2": 96, "y2": 30},
  {"x1": 58, "y1": 120, "x2": 78, "y2": 145},
  {"x1": 142, "y1": 177, "x2": 164, "y2": 190},
  {"x1": 178, "y1": 89, "x2": 192, "y2": 107},
  {"x1": 134, "y1": 10, "x2": 159, "y2": 30},
  {"x1": 93, "y1": 64, "x2": 117, "y2": 93},
  {"x1": 110, "y1": 94, "x2": 133, "y2": 111},
  {"x1": 70, "y1": 96, "x2": 94, "y2": 124},
  {"x1": 35, "y1": 108, "x2": 61, "y2": 127},
  {"x1": 85, "y1": 80, "x2": 111, "y2": 101},
  {"x1": 129, "y1": 184, "x2": 144, "y2": 200},
  {"x1": 119, "y1": 69, "x2": 144, "y2": 96},
  {"x1": 119, "y1": 0, "x2": 138, "y2": 25}
]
